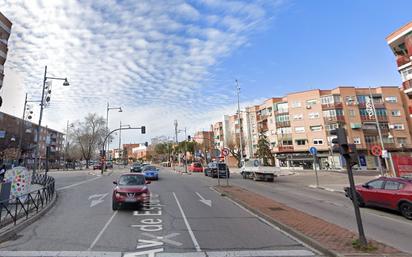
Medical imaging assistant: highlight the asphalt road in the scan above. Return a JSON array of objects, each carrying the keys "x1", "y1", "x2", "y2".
[
  {"x1": 0, "y1": 167, "x2": 319, "y2": 257},
  {"x1": 219, "y1": 171, "x2": 412, "y2": 254}
]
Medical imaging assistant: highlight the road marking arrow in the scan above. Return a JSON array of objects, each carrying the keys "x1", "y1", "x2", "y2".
[
  {"x1": 195, "y1": 192, "x2": 212, "y2": 207},
  {"x1": 88, "y1": 193, "x2": 108, "y2": 207}
]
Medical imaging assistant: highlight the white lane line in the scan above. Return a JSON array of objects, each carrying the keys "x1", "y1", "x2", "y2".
[
  {"x1": 209, "y1": 187, "x2": 320, "y2": 256},
  {"x1": 88, "y1": 210, "x2": 118, "y2": 251},
  {"x1": 364, "y1": 209, "x2": 412, "y2": 226},
  {"x1": 57, "y1": 176, "x2": 101, "y2": 191},
  {"x1": 172, "y1": 192, "x2": 201, "y2": 252}
]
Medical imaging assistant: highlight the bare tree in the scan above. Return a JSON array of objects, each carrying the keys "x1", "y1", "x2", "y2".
[
  {"x1": 72, "y1": 113, "x2": 107, "y2": 168},
  {"x1": 227, "y1": 137, "x2": 242, "y2": 167}
]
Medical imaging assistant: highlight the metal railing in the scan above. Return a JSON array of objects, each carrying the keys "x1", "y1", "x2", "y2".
[{"x1": 0, "y1": 174, "x2": 55, "y2": 228}]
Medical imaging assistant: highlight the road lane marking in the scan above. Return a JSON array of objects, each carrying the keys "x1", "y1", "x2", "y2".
[
  {"x1": 89, "y1": 193, "x2": 109, "y2": 207},
  {"x1": 208, "y1": 187, "x2": 320, "y2": 256},
  {"x1": 195, "y1": 192, "x2": 212, "y2": 207},
  {"x1": 88, "y1": 210, "x2": 118, "y2": 250},
  {"x1": 172, "y1": 192, "x2": 201, "y2": 252},
  {"x1": 57, "y1": 176, "x2": 101, "y2": 191}
]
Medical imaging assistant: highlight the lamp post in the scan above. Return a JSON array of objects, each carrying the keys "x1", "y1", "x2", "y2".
[
  {"x1": 177, "y1": 128, "x2": 188, "y2": 173},
  {"x1": 106, "y1": 102, "x2": 122, "y2": 160},
  {"x1": 33, "y1": 66, "x2": 70, "y2": 175},
  {"x1": 235, "y1": 80, "x2": 244, "y2": 162},
  {"x1": 118, "y1": 121, "x2": 131, "y2": 164}
]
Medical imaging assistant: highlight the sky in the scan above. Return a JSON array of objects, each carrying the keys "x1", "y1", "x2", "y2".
[{"x1": 0, "y1": 0, "x2": 411, "y2": 148}]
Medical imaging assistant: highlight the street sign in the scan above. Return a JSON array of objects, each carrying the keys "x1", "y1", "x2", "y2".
[
  {"x1": 222, "y1": 147, "x2": 230, "y2": 157},
  {"x1": 382, "y1": 149, "x2": 388, "y2": 158},
  {"x1": 370, "y1": 145, "x2": 382, "y2": 157},
  {"x1": 0, "y1": 131, "x2": 5, "y2": 139},
  {"x1": 309, "y1": 147, "x2": 317, "y2": 156},
  {"x1": 253, "y1": 159, "x2": 260, "y2": 167}
]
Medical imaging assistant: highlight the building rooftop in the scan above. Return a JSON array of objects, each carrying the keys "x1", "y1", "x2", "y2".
[{"x1": 386, "y1": 20, "x2": 412, "y2": 44}]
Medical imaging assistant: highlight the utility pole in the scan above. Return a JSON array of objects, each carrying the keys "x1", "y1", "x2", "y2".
[
  {"x1": 119, "y1": 120, "x2": 122, "y2": 161},
  {"x1": 17, "y1": 93, "x2": 28, "y2": 162},
  {"x1": 174, "y1": 120, "x2": 178, "y2": 143},
  {"x1": 235, "y1": 79, "x2": 244, "y2": 162}
]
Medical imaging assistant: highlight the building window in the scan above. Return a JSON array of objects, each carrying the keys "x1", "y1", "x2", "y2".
[
  {"x1": 276, "y1": 102, "x2": 289, "y2": 113},
  {"x1": 353, "y1": 137, "x2": 361, "y2": 144},
  {"x1": 401, "y1": 67, "x2": 412, "y2": 82},
  {"x1": 295, "y1": 139, "x2": 306, "y2": 145},
  {"x1": 293, "y1": 114, "x2": 303, "y2": 120},
  {"x1": 277, "y1": 127, "x2": 292, "y2": 134},
  {"x1": 385, "y1": 96, "x2": 398, "y2": 103},
  {"x1": 325, "y1": 123, "x2": 339, "y2": 131},
  {"x1": 364, "y1": 135, "x2": 378, "y2": 144},
  {"x1": 313, "y1": 139, "x2": 323, "y2": 145},
  {"x1": 295, "y1": 127, "x2": 305, "y2": 133},
  {"x1": 310, "y1": 125, "x2": 322, "y2": 132},
  {"x1": 306, "y1": 99, "x2": 317, "y2": 106},
  {"x1": 349, "y1": 109, "x2": 356, "y2": 117},
  {"x1": 308, "y1": 112, "x2": 320, "y2": 119},
  {"x1": 383, "y1": 136, "x2": 394, "y2": 144},
  {"x1": 291, "y1": 101, "x2": 301, "y2": 108},
  {"x1": 282, "y1": 140, "x2": 293, "y2": 145},
  {"x1": 323, "y1": 109, "x2": 344, "y2": 117},
  {"x1": 391, "y1": 110, "x2": 401, "y2": 116},
  {"x1": 276, "y1": 114, "x2": 290, "y2": 122},
  {"x1": 397, "y1": 137, "x2": 407, "y2": 145},
  {"x1": 392, "y1": 124, "x2": 405, "y2": 130}
]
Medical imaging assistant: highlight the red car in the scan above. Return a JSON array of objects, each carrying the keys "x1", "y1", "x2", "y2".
[
  {"x1": 112, "y1": 173, "x2": 150, "y2": 210},
  {"x1": 345, "y1": 177, "x2": 412, "y2": 219},
  {"x1": 188, "y1": 162, "x2": 203, "y2": 172}
]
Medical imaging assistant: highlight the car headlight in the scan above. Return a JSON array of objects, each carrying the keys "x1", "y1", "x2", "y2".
[{"x1": 115, "y1": 193, "x2": 121, "y2": 198}]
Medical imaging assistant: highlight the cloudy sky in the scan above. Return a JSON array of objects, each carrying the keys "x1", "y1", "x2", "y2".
[{"x1": 0, "y1": 0, "x2": 411, "y2": 147}]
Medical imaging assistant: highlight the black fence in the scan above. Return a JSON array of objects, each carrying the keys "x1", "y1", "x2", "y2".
[{"x1": 0, "y1": 173, "x2": 55, "y2": 228}]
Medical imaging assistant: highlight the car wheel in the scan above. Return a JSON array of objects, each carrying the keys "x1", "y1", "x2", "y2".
[
  {"x1": 112, "y1": 199, "x2": 119, "y2": 211},
  {"x1": 400, "y1": 202, "x2": 412, "y2": 220}
]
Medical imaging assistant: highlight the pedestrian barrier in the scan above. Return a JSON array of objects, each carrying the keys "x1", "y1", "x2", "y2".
[{"x1": 0, "y1": 173, "x2": 55, "y2": 228}]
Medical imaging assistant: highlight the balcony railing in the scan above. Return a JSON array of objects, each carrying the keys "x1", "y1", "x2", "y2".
[
  {"x1": 360, "y1": 115, "x2": 388, "y2": 122},
  {"x1": 277, "y1": 145, "x2": 294, "y2": 152},
  {"x1": 403, "y1": 80, "x2": 412, "y2": 94},
  {"x1": 276, "y1": 121, "x2": 290, "y2": 127},
  {"x1": 321, "y1": 102, "x2": 343, "y2": 109},
  {"x1": 323, "y1": 115, "x2": 345, "y2": 123},
  {"x1": 396, "y1": 55, "x2": 410, "y2": 67},
  {"x1": 358, "y1": 102, "x2": 385, "y2": 108}
]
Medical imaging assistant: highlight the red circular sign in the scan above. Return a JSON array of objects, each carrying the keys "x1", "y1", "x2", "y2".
[
  {"x1": 222, "y1": 148, "x2": 230, "y2": 157},
  {"x1": 371, "y1": 145, "x2": 382, "y2": 156}
]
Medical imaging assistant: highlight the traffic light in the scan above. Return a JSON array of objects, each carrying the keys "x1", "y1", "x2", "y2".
[
  {"x1": 144, "y1": 142, "x2": 148, "y2": 147},
  {"x1": 100, "y1": 150, "x2": 106, "y2": 157},
  {"x1": 141, "y1": 126, "x2": 146, "y2": 134},
  {"x1": 330, "y1": 128, "x2": 359, "y2": 166},
  {"x1": 187, "y1": 135, "x2": 191, "y2": 141}
]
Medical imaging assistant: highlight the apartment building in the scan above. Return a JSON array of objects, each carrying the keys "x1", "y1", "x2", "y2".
[
  {"x1": 132, "y1": 145, "x2": 148, "y2": 161},
  {"x1": 221, "y1": 86, "x2": 412, "y2": 170},
  {"x1": 242, "y1": 105, "x2": 259, "y2": 158},
  {"x1": 212, "y1": 121, "x2": 224, "y2": 149},
  {"x1": 0, "y1": 12, "x2": 12, "y2": 105},
  {"x1": 0, "y1": 111, "x2": 64, "y2": 166},
  {"x1": 386, "y1": 20, "x2": 412, "y2": 101},
  {"x1": 193, "y1": 130, "x2": 214, "y2": 152}
]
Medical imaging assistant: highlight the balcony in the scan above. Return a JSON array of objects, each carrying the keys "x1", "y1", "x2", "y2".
[
  {"x1": 360, "y1": 115, "x2": 388, "y2": 122},
  {"x1": 321, "y1": 102, "x2": 343, "y2": 109},
  {"x1": 258, "y1": 123, "x2": 268, "y2": 132},
  {"x1": 276, "y1": 145, "x2": 294, "y2": 152},
  {"x1": 358, "y1": 101, "x2": 385, "y2": 109},
  {"x1": 396, "y1": 55, "x2": 411, "y2": 67},
  {"x1": 323, "y1": 115, "x2": 345, "y2": 123},
  {"x1": 276, "y1": 121, "x2": 290, "y2": 128},
  {"x1": 403, "y1": 80, "x2": 412, "y2": 95}
]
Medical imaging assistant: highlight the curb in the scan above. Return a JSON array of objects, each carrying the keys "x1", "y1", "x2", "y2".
[
  {"x1": 308, "y1": 185, "x2": 345, "y2": 194},
  {"x1": 216, "y1": 187, "x2": 342, "y2": 257},
  {"x1": 0, "y1": 192, "x2": 58, "y2": 243}
]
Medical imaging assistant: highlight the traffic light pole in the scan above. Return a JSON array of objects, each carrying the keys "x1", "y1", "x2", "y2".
[{"x1": 345, "y1": 155, "x2": 367, "y2": 247}]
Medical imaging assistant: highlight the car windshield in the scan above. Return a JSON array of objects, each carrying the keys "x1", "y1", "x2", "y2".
[
  {"x1": 194, "y1": 163, "x2": 202, "y2": 167},
  {"x1": 143, "y1": 166, "x2": 156, "y2": 171},
  {"x1": 118, "y1": 175, "x2": 145, "y2": 186}
]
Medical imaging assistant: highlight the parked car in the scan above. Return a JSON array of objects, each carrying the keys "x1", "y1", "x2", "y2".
[
  {"x1": 344, "y1": 177, "x2": 412, "y2": 219},
  {"x1": 204, "y1": 162, "x2": 229, "y2": 178},
  {"x1": 130, "y1": 163, "x2": 143, "y2": 173},
  {"x1": 93, "y1": 161, "x2": 113, "y2": 170},
  {"x1": 188, "y1": 162, "x2": 203, "y2": 172},
  {"x1": 141, "y1": 165, "x2": 159, "y2": 180},
  {"x1": 112, "y1": 173, "x2": 151, "y2": 210}
]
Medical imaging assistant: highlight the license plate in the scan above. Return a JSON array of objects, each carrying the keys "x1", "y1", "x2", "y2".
[{"x1": 125, "y1": 197, "x2": 137, "y2": 202}]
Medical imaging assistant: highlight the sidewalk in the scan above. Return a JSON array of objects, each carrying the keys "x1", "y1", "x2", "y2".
[{"x1": 216, "y1": 185, "x2": 411, "y2": 257}]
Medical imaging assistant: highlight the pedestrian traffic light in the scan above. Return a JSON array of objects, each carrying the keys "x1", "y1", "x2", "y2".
[
  {"x1": 188, "y1": 135, "x2": 191, "y2": 141},
  {"x1": 141, "y1": 126, "x2": 146, "y2": 134},
  {"x1": 330, "y1": 128, "x2": 359, "y2": 166},
  {"x1": 144, "y1": 142, "x2": 148, "y2": 147}
]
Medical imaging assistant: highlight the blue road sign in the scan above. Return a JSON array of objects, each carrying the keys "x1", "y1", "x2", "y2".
[{"x1": 309, "y1": 147, "x2": 317, "y2": 155}]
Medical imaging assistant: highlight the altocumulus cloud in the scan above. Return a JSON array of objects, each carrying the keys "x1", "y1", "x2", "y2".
[{"x1": 0, "y1": 0, "x2": 283, "y2": 140}]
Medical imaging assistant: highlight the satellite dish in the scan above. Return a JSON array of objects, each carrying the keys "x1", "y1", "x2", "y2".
[{"x1": 46, "y1": 96, "x2": 50, "y2": 102}]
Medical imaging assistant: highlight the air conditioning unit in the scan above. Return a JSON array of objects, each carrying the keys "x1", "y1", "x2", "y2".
[
  {"x1": 389, "y1": 124, "x2": 395, "y2": 129},
  {"x1": 306, "y1": 105, "x2": 312, "y2": 109}
]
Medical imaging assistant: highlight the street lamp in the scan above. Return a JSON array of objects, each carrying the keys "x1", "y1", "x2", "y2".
[
  {"x1": 106, "y1": 102, "x2": 122, "y2": 160},
  {"x1": 177, "y1": 128, "x2": 188, "y2": 173},
  {"x1": 33, "y1": 66, "x2": 70, "y2": 175},
  {"x1": 235, "y1": 79, "x2": 244, "y2": 162}
]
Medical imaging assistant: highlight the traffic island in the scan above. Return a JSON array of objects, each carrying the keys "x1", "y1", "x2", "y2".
[{"x1": 215, "y1": 185, "x2": 411, "y2": 257}]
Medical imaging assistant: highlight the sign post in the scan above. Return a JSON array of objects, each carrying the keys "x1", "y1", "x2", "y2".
[
  {"x1": 371, "y1": 145, "x2": 383, "y2": 176},
  {"x1": 309, "y1": 147, "x2": 319, "y2": 187},
  {"x1": 222, "y1": 147, "x2": 230, "y2": 186}
]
